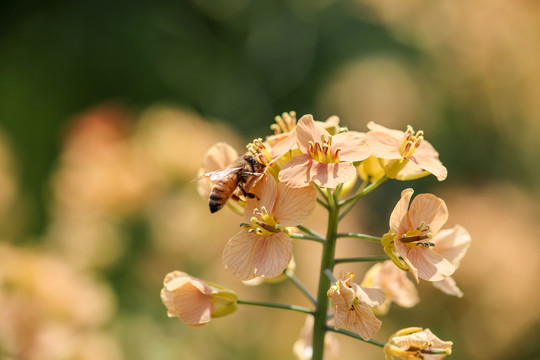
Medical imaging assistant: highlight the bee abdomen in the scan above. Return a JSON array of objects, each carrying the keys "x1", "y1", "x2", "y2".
[{"x1": 209, "y1": 178, "x2": 236, "y2": 213}]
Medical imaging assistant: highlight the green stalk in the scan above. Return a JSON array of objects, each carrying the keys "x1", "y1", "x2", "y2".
[
  {"x1": 311, "y1": 187, "x2": 340, "y2": 360},
  {"x1": 334, "y1": 255, "x2": 390, "y2": 264},
  {"x1": 285, "y1": 269, "x2": 317, "y2": 305},
  {"x1": 326, "y1": 327, "x2": 385, "y2": 347},
  {"x1": 336, "y1": 233, "x2": 381, "y2": 243},
  {"x1": 338, "y1": 175, "x2": 388, "y2": 220},
  {"x1": 237, "y1": 299, "x2": 313, "y2": 315}
]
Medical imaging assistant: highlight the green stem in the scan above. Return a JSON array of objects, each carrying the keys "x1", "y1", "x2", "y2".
[
  {"x1": 326, "y1": 327, "x2": 385, "y2": 347},
  {"x1": 336, "y1": 233, "x2": 381, "y2": 243},
  {"x1": 338, "y1": 176, "x2": 388, "y2": 220},
  {"x1": 237, "y1": 299, "x2": 313, "y2": 315},
  {"x1": 317, "y1": 198, "x2": 330, "y2": 210},
  {"x1": 296, "y1": 225, "x2": 326, "y2": 243},
  {"x1": 311, "y1": 188, "x2": 340, "y2": 360},
  {"x1": 285, "y1": 269, "x2": 317, "y2": 305},
  {"x1": 290, "y1": 233, "x2": 326, "y2": 244},
  {"x1": 334, "y1": 255, "x2": 390, "y2": 264}
]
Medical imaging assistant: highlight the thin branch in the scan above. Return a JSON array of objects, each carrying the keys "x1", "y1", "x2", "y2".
[
  {"x1": 237, "y1": 299, "x2": 313, "y2": 315},
  {"x1": 327, "y1": 327, "x2": 385, "y2": 347},
  {"x1": 334, "y1": 255, "x2": 390, "y2": 264},
  {"x1": 290, "y1": 233, "x2": 326, "y2": 244},
  {"x1": 336, "y1": 233, "x2": 381, "y2": 243},
  {"x1": 285, "y1": 269, "x2": 317, "y2": 305},
  {"x1": 296, "y1": 225, "x2": 326, "y2": 242}
]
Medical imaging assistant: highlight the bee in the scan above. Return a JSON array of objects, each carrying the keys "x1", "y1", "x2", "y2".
[{"x1": 196, "y1": 154, "x2": 265, "y2": 213}]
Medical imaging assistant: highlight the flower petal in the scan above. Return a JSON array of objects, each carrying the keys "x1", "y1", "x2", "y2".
[
  {"x1": 332, "y1": 131, "x2": 371, "y2": 162},
  {"x1": 344, "y1": 304, "x2": 382, "y2": 340},
  {"x1": 279, "y1": 154, "x2": 314, "y2": 188},
  {"x1": 222, "y1": 231, "x2": 258, "y2": 280},
  {"x1": 364, "y1": 131, "x2": 403, "y2": 160},
  {"x1": 245, "y1": 174, "x2": 278, "y2": 218},
  {"x1": 408, "y1": 193, "x2": 448, "y2": 233},
  {"x1": 295, "y1": 115, "x2": 329, "y2": 153},
  {"x1": 431, "y1": 225, "x2": 471, "y2": 267},
  {"x1": 272, "y1": 182, "x2": 316, "y2": 227},
  {"x1": 367, "y1": 121, "x2": 405, "y2": 141},
  {"x1": 409, "y1": 140, "x2": 447, "y2": 181},
  {"x1": 160, "y1": 272, "x2": 213, "y2": 327},
  {"x1": 310, "y1": 162, "x2": 357, "y2": 189},
  {"x1": 252, "y1": 232, "x2": 293, "y2": 278},
  {"x1": 270, "y1": 131, "x2": 297, "y2": 161},
  {"x1": 353, "y1": 285, "x2": 386, "y2": 307},
  {"x1": 389, "y1": 188, "x2": 414, "y2": 235},
  {"x1": 395, "y1": 240, "x2": 455, "y2": 282},
  {"x1": 432, "y1": 276, "x2": 463, "y2": 298}
]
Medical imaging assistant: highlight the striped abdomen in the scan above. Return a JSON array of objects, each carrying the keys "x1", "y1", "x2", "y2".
[{"x1": 209, "y1": 175, "x2": 238, "y2": 213}]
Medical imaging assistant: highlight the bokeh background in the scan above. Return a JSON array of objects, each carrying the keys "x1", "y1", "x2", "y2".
[{"x1": 1, "y1": 0, "x2": 540, "y2": 359}]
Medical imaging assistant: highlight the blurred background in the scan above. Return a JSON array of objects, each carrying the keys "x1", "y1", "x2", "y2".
[{"x1": 1, "y1": 0, "x2": 540, "y2": 359}]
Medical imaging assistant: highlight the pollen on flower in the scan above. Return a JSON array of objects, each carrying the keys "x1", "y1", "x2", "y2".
[
  {"x1": 308, "y1": 134, "x2": 341, "y2": 164},
  {"x1": 270, "y1": 111, "x2": 297, "y2": 135},
  {"x1": 246, "y1": 138, "x2": 272, "y2": 166},
  {"x1": 399, "y1": 125, "x2": 424, "y2": 158},
  {"x1": 239, "y1": 206, "x2": 290, "y2": 236}
]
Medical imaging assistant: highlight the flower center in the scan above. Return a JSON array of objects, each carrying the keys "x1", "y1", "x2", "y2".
[
  {"x1": 240, "y1": 206, "x2": 289, "y2": 236},
  {"x1": 308, "y1": 134, "x2": 341, "y2": 163},
  {"x1": 398, "y1": 125, "x2": 424, "y2": 158},
  {"x1": 399, "y1": 221, "x2": 434, "y2": 247}
]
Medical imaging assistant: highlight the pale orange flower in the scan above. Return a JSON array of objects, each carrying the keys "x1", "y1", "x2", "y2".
[
  {"x1": 293, "y1": 316, "x2": 340, "y2": 360},
  {"x1": 361, "y1": 260, "x2": 419, "y2": 315},
  {"x1": 383, "y1": 188, "x2": 454, "y2": 282},
  {"x1": 278, "y1": 115, "x2": 370, "y2": 188},
  {"x1": 160, "y1": 271, "x2": 237, "y2": 327},
  {"x1": 384, "y1": 327, "x2": 453, "y2": 360},
  {"x1": 222, "y1": 175, "x2": 316, "y2": 280},
  {"x1": 365, "y1": 122, "x2": 447, "y2": 181},
  {"x1": 430, "y1": 225, "x2": 472, "y2": 297},
  {"x1": 327, "y1": 272, "x2": 385, "y2": 340},
  {"x1": 269, "y1": 112, "x2": 341, "y2": 161}
]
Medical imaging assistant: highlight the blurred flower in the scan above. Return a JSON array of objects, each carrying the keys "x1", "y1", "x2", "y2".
[
  {"x1": 161, "y1": 271, "x2": 238, "y2": 327},
  {"x1": 382, "y1": 188, "x2": 454, "y2": 282},
  {"x1": 293, "y1": 316, "x2": 340, "y2": 360},
  {"x1": 0, "y1": 243, "x2": 120, "y2": 360},
  {"x1": 327, "y1": 272, "x2": 385, "y2": 340},
  {"x1": 361, "y1": 261, "x2": 419, "y2": 315},
  {"x1": 365, "y1": 122, "x2": 447, "y2": 181},
  {"x1": 222, "y1": 175, "x2": 316, "y2": 280},
  {"x1": 431, "y1": 225, "x2": 472, "y2": 298},
  {"x1": 279, "y1": 115, "x2": 370, "y2": 188},
  {"x1": 384, "y1": 327, "x2": 452, "y2": 360}
]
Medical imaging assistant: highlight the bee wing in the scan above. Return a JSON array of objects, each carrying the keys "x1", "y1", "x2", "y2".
[{"x1": 192, "y1": 167, "x2": 242, "y2": 182}]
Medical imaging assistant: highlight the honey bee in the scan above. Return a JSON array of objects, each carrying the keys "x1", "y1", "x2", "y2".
[{"x1": 196, "y1": 154, "x2": 265, "y2": 213}]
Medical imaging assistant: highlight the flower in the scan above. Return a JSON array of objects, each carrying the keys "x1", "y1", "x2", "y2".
[
  {"x1": 384, "y1": 327, "x2": 453, "y2": 360},
  {"x1": 361, "y1": 260, "x2": 419, "y2": 315},
  {"x1": 279, "y1": 115, "x2": 370, "y2": 188},
  {"x1": 222, "y1": 175, "x2": 316, "y2": 280},
  {"x1": 160, "y1": 271, "x2": 238, "y2": 327},
  {"x1": 268, "y1": 112, "x2": 342, "y2": 162},
  {"x1": 327, "y1": 272, "x2": 385, "y2": 340},
  {"x1": 431, "y1": 225, "x2": 472, "y2": 297},
  {"x1": 382, "y1": 188, "x2": 455, "y2": 282},
  {"x1": 365, "y1": 122, "x2": 447, "y2": 181},
  {"x1": 293, "y1": 316, "x2": 340, "y2": 360}
]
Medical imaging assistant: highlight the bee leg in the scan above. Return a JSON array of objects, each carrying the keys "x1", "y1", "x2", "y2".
[
  {"x1": 231, "y1": 194, "x2": 241, "y2": 201},
  {"x1": 238, "y1": 184, "x2": 260, "y2": 200}
]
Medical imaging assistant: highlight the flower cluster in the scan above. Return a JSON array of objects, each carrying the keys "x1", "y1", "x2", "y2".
[{"x1": 161, "y1": 112, "x2": 470, "y2": 359}]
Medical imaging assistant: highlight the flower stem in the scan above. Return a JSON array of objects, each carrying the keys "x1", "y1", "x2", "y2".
[
  {"x1": 326, "y1": 327, "x2": 385, "y2": 347},
  {"x1": 296, "y1": 225, "x2": 326, "y2": 243},
  {"x1": 237, "y1": 299, "x2": 313, "y2": 315},
  {"x1": 311, "y1": 188, "x2": 340, "y2": 360},
  {"x1": 285, "y1": 269, "x2": 317, "y2": 305},
  {"x1": 336, "y1": 233, "x2": 381, "y2": 243},
  {"x1": 338, "y1": 175, "x2": 388, "y2": 220},
  {"x1": 290, "y1": 233, "x2": 326, "y2": 244},
  {"x1": 334, "y1": 255, "x2": 390, "y2": 264}
]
